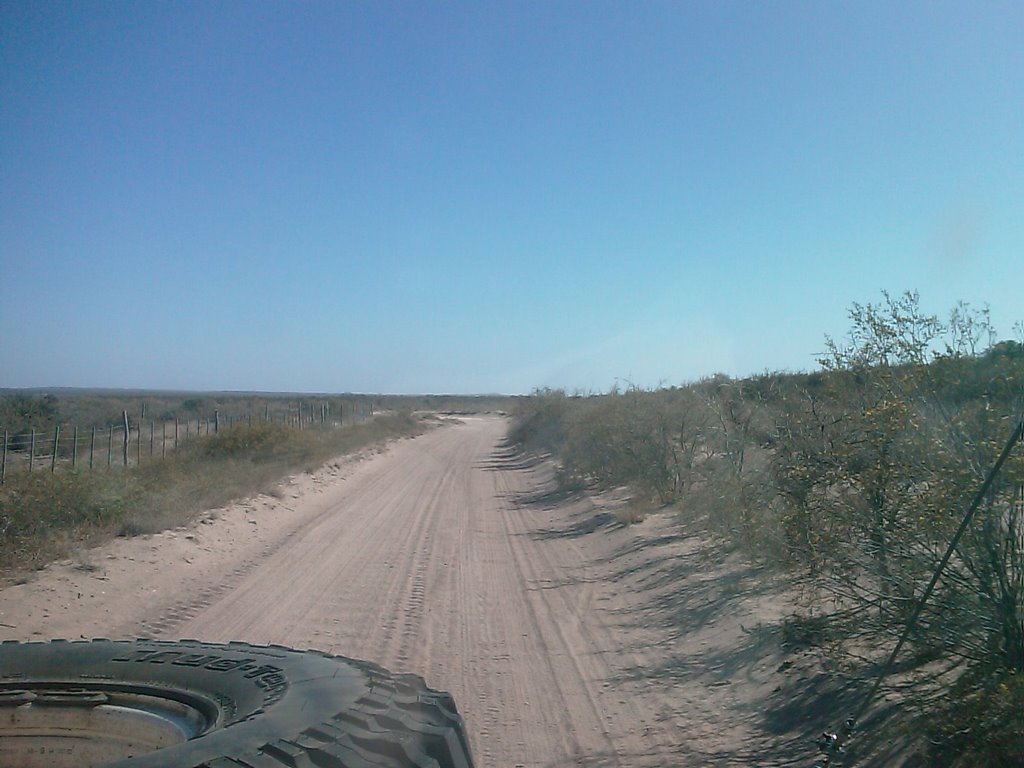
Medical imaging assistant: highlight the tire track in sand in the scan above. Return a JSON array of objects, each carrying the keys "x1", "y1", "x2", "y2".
[{"x1": 153, "y1": 416, "x2": 677, "y2": 767}]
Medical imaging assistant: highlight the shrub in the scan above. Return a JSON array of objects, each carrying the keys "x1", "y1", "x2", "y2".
[
  {"x1": 925, "y1": 666, "x2": 1024, "y2": 766},
  {"x1": 0, "y1": 413, "x2": 426, "y2": 578},
  {"x1": 0, "y1": 472, "x2": 126, "y2": 570},
  {"x1": 507, "y1": 292, "x2": 1024, "y2": 763}
]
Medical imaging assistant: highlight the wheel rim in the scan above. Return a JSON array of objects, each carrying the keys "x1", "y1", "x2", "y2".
[{"x1": 0, "y1": 683, "x2": 217, "y2": 768}]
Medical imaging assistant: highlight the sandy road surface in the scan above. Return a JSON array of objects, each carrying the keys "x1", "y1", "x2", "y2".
[{"x1": 1, "y1": 416, "x2": 811, "y2": 766}]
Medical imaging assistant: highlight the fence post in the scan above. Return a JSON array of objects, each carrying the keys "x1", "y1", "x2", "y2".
[
  {"x1": 215, "y1": 410, "x2": 220, "y2": 434},
  {"x1": 90, "y1": 427, "x2": 96, "y2": 471},
  {"x1": 29, "y1": 429, "x2": 35, "y2": 472},
  {"x1": 136, "y1": 423, "x2": 141, "y2": 466},
  {"x1": 122, "y1": 411, "x2": 130, "y2": 469},
  {"x1": 1, "y1": 430, "x2": 7, "y2": 485},
  {"x1": 107, "y1": 426, "x2": 113, "y2": 469},
  {"x1": 162, "y1": 421, "x2": 167, "y2": 458},
  {"x1": 51, "y1": 425, "x2": 60, "y2": 473},
  {"x1": 150, "y1": 421, "x2": 154, "y2": 457},
  {"x1": 72, "y1": 425, "x2": 78, "y2": 469},
  {"x1": 174, "y1": 418, "x2": 179, "y2": 450}
]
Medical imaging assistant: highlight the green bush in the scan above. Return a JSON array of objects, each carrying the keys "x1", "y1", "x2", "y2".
[
  {"x1": 508, "y1": 389, "x2": 571, "y2": 452},
  {"x1": 508, "y1": 292, "x2": 1024, "y2": 763},
  {"x1": 926, "y1": 667, "x2": 1024, "y2": 766}
]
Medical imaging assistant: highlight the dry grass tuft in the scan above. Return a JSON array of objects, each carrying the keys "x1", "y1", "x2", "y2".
[{"x1": 1, "y1": 412, "x2": 426, "y2": 579}]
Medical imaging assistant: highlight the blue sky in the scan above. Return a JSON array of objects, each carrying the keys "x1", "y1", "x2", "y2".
[{"x1": 1, "y1": 1, "x2": 1021, "y2": 394}]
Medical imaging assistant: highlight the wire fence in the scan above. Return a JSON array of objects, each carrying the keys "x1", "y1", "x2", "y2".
[{"x1": 1, "y1": 400, "x2": 375, "y2": 483}]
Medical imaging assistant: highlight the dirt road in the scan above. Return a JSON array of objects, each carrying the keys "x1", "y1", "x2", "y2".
[{"x1": 1, "y1": 416, "x2": 806, "y2": 766}]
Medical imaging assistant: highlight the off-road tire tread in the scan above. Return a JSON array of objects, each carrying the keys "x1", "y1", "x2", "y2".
[{"x1": 0, "y1": 639, "x2": 474, "y2": 768}]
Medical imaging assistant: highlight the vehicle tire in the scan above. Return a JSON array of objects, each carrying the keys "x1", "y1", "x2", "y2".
[{"x1": 0, "y1": 638, "x2": 474, "y2": 768}]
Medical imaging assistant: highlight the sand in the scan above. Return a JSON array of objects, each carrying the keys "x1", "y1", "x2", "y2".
[{"x1": 0, "y1": 415, "x2": 822, "y2": 767}]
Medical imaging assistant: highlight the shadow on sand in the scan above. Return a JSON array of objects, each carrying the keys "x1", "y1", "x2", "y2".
[{"x1": 482, "y1": 441, "x2": 909, "y2": 766}]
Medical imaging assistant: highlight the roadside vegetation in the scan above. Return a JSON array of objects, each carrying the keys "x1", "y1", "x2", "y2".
[
  {"x1": 511, "y1": 292, "x2": 1024, "y2": 766},
  {"x1": 0, "y1": 411, "x2": 427, "y2": 577}
]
